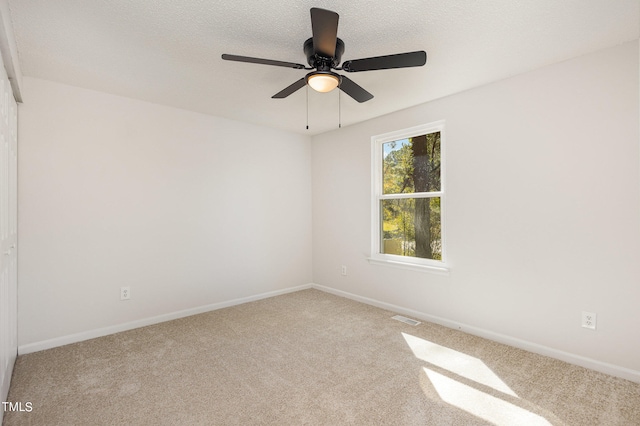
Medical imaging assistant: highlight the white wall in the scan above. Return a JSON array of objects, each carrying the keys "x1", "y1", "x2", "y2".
[
  {"x1": 312, "y1": 41, "x2": 640, "y2": 378},
  {"x1": 18, "y1": 77, "x2": 312, "y2": 348}
]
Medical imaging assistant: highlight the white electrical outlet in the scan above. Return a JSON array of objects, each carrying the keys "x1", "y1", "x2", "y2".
[
  {"x1": 120, "y1": 286, "x2": 130, "y2": 301},
  {"x1": 341, "y1": 265, "x2": 347, "y2": 276},
  {"x1": 581, "y1": 311, "x2": 596, "y2": 330}
]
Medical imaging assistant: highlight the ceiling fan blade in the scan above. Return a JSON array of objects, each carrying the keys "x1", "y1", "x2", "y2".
[
  {"x1": 311, "y1": 8, "x2": 339, "y2": 58},
  {"x1": 272, "y1": 78, "x2": 307, "y2": 99},
  {"x1": 222, "y1": 54, "x2": 306, "y2": 69},
  {"x1": 342, "y1": 51, "x2": 427, "y2": 72},
  {"x1": 339, "y1": 76, "x2": 373, "y2": 103}
]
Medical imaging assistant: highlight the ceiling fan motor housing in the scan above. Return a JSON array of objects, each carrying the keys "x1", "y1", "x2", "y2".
[{"x1": 304, "y1": 37, "x2": 344, "y2": 69}]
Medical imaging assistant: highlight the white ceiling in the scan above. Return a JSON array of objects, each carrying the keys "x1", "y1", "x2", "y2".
[{"x1": 7, "y1": 0, "x2": 639, "y2": 135}]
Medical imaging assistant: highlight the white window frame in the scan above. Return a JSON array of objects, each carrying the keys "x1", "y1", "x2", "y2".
[{"x1": 369, "y1": 120, "x2": 449, "y2": 275}]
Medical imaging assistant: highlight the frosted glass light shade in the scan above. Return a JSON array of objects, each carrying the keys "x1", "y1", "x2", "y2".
[{"x1": 307, "y1": 73, "x2": 340, "y2": 93}]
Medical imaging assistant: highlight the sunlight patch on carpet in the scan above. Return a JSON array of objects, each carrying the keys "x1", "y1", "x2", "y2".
[
  {"x1": 403, "y1": 332, "x2": 554, "y2": 425},
  {"x1": 402, "y1": 332, "x2": 516, "y2": 396},
  {"x1": 424, "y1": 368, "x2": 552, "y2": 426}
]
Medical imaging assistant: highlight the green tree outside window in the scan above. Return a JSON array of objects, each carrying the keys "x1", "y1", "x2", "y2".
[{"x1": 381, "y1": 132, "x2": 441, "y2": 260}]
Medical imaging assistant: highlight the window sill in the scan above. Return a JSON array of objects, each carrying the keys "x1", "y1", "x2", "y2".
[{"x1": 367, "y1": 257, "x2": 450, "y2": 276}]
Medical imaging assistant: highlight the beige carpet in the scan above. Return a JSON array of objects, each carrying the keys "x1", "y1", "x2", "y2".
[{"x1": 3, "y1": 289, "x2": 640, "y2": 425}]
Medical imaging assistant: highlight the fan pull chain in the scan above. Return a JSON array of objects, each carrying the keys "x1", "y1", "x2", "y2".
[
  {"x1": 338, "y1": 84, "x2": 342, "y2": 128},
  {"x1": 306, "y1": 85, "x2": 309, "y2": 130},
  {"x1": 337, "y1": 78, "x2": 342, "y2": 128}
]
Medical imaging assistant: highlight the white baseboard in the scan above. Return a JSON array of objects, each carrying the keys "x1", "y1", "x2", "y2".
[
  {"x1": 311, "y1": 283, "x2": 640, "y2": 384},
  {"x1": 18, "y1": 284, "x2": 313, "y2": 355}
]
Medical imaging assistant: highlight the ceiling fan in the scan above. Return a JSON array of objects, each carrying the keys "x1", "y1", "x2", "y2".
[{"x1": 222, "y1": 7, "x2": 427, "y2": 103}]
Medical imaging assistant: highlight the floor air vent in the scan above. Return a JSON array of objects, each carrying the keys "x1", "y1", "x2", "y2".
[{"x1": 391, "y1": 315, "x2": 421, "y2": 326}]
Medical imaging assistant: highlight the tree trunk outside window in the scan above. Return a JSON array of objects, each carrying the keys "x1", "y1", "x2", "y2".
[{"x1": 411, "y1": 133, "x2": 440, "y2": 259}]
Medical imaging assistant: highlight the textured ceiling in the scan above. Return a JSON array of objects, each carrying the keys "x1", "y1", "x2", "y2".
[{"x1": 7, "y1": 0, "x2": 640, "y2": 135}]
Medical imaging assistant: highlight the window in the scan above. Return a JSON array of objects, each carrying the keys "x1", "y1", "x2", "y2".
[{"x1": 370, "y1": 121, "x2": 447, "y2": 273}]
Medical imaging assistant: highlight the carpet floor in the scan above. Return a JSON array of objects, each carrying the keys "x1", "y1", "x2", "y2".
[{"x1": 3, "y1": 289, "x2": 640, "y2": 425}]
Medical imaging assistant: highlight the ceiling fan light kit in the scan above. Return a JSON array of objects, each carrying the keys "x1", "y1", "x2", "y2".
[
  {"x1": 306, "y1": 71, "x2": 340, "y2": 93},
  {"x1": 222, "y1": 6, "x2": 427, "y2": 121}
]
